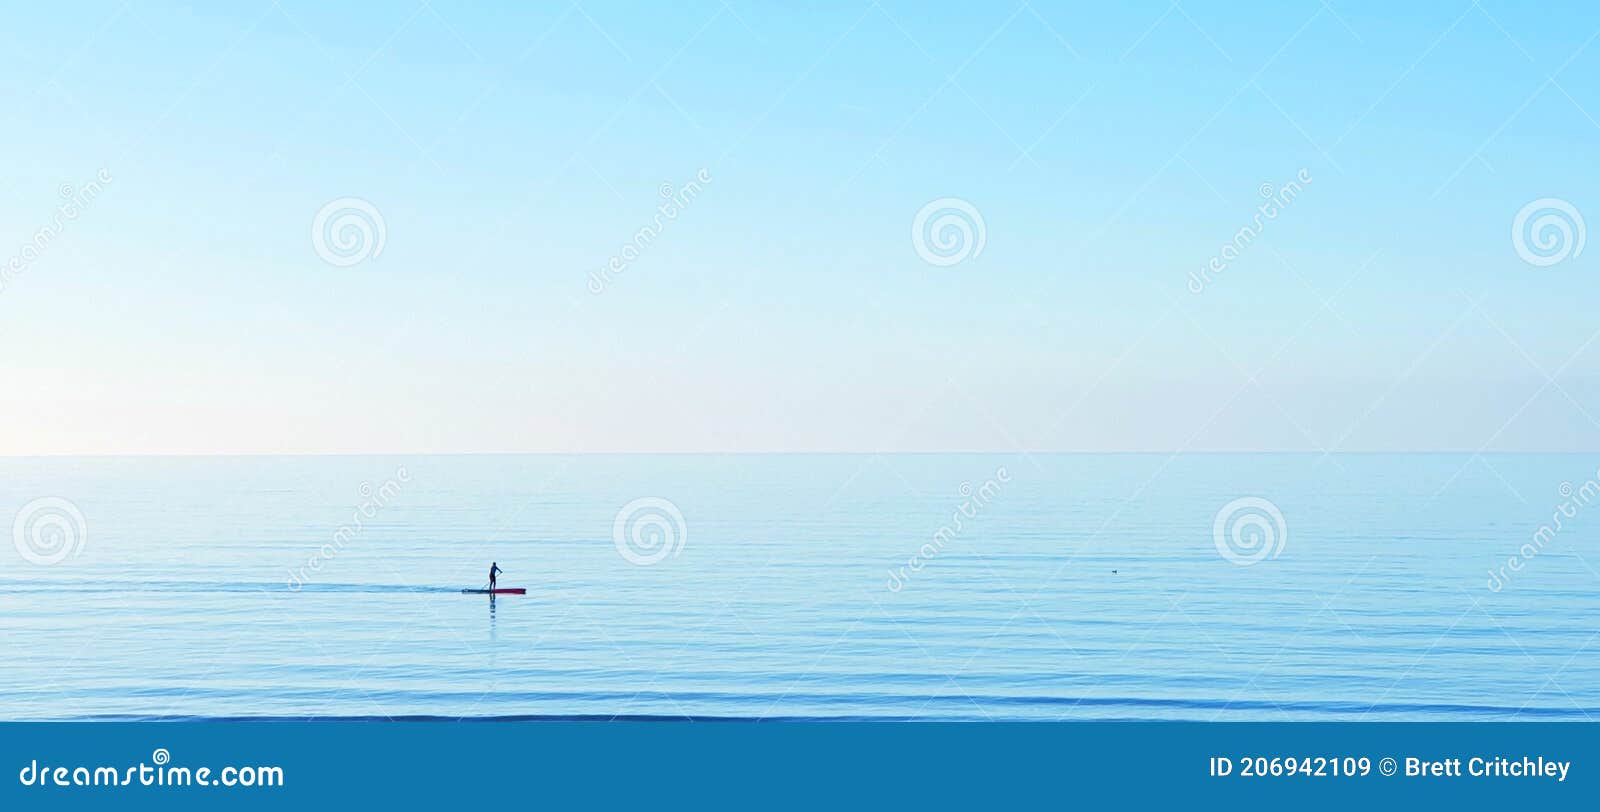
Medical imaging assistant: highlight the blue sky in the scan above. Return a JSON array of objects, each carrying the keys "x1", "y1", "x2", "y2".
[{"x1": 1, "y1": 0, "x2": 1598, "y2": 453}]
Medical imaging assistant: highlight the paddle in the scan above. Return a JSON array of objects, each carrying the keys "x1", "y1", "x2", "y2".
[{"x1": 482, "y1": 567, "x2": 506, "y2": 591}]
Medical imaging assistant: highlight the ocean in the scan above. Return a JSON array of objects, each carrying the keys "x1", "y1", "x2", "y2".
[{"x1": 2, "y1": 453, "x2": 1596, "y2": 721}]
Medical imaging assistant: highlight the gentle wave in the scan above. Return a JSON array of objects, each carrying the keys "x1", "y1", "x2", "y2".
[
  {"x1": 4, "y1": 453, "x2": 1598, "y2": 721},
  {"x1": 0, "y1": 579, "x2": 460, "y2": 594}
]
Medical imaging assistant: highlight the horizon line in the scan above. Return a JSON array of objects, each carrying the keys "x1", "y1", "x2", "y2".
[{"x1": 3, "y1": 450, "x2": 1598, "y2": 459}]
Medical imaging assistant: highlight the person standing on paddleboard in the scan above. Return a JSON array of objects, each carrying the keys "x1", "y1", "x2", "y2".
[{"x1": 489, "y1": 562, "x2": 503, "y2": 591}]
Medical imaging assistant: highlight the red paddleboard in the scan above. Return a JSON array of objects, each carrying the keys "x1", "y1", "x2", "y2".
[{"x1": 461, "y1": 588, "x2": 526, "y2": 595}]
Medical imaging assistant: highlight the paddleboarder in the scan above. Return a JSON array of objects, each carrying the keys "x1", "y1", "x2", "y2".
[{"x1": 489, "y1": 562, "x2": 503, "y2": 591}]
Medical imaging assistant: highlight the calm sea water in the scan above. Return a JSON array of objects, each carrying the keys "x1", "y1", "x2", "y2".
[{"x1": 2, "y1": 454, "x2": 1596, "y2": 721}]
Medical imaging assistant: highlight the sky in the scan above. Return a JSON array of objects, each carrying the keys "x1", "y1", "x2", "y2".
[{"x1": 1, "y1": 0, "x2": 1598, "y2": 454}]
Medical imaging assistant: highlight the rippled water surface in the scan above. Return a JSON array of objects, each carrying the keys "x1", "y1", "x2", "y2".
[{"x1": 3, "y1": 454, "x2": 1596, "y2": 720}]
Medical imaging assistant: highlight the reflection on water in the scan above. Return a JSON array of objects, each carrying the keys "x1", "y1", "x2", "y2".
[{"x1": 1, "y1": 454, "x2": 1596, "y2": 720}]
